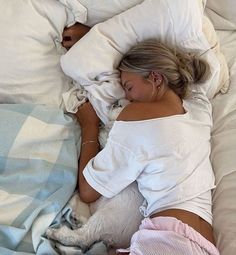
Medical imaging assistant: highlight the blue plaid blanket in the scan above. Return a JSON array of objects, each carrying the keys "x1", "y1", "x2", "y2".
[{"x1": 0, "y1": 104, "x2": 80, "y2": 254}]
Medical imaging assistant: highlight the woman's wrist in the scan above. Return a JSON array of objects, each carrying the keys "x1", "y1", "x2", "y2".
[
  {"x1": 81, "y1": 126, "x2": 99, "y2": 141},
  {"x1": 81, "y1": 140, "x2": 100, "y2": 147}
]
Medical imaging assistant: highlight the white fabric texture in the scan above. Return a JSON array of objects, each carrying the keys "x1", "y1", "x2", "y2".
[
  {"x1": 58, "y1": 0, "x2": 88, "y2": 26},
  {"x1": 78, "y1": 0, "x2": 144, "y2": 26},
  {"x1": 0, "y1": 0, "x2": 77, "y2": 109},
  {"x1": 83, "y1": 90, "x2": 215, "y2": 223},
  {"x1": 210, "y1": 30, "x2": 236, "y2": 255},
  {"x1": 61, "y1": 0, "x2": 227, "y2": 124},
  {"x1": 201, "y1": 1, "x2": 236, "y2": 254},
  {"x1": 206, "y1": 0, "x2": 236, "y2": 30},
  {"x1": 202, "y1": 15, "x2": 229, "y2": 94}
]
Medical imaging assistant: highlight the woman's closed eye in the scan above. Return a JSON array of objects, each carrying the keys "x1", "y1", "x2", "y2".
[
  {"x1": 124, "y1": 83, "x2": 133, "y2": 92},
  {"x1": 122, "y1": 80, "x2": 133, "y2": 92}
]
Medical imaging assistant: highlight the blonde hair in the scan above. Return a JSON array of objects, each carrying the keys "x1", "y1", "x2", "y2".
[{"x1": 119, "y1": 40, "x2": 210, "y2": 98}]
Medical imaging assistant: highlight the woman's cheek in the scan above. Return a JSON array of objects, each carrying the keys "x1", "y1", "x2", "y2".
[{"x1": 125, "y1": 92, "x2": 132, "y2": 101}]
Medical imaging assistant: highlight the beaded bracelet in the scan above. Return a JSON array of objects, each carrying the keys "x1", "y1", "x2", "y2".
[{"x1": 81, "y1": 140, "x2": 100, "y2": 147}]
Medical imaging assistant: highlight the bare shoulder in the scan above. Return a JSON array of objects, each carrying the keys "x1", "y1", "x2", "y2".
[
  {"x1": 116, "y1": 103, "x2": 144, "y2": 121},
  {"x1": 117, "y1": 100, "x2": 185, "y2": 121}
]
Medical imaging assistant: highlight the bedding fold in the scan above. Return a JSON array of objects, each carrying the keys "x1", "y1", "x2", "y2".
[
  {"x1": 0, "y1": 104, "x2": 80, "y2": 254},
  {"x1": 61, "y1": 0, "x2": 222, "y2": 124}
]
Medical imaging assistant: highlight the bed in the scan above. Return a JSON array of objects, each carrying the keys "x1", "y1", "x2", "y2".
[{"x1": 0, "y1": 0, "x2": 235, "y2": 254}]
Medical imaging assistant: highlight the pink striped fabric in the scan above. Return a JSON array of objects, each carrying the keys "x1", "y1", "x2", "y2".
[{"x1": 117, "y1": 216, "x2": 220, "y2": 255}]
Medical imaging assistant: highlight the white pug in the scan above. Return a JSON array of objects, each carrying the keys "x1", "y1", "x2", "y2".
[{"x1": 46, "y1": 182, "x2": 144, "y2": 251}]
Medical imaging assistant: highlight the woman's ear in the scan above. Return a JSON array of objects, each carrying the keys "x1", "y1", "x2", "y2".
[{"x1": 149, "y1": 71, "x2": 163, "y2": 85}]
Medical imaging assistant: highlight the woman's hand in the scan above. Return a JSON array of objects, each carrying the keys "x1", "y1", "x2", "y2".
[
  {"x1": 62, "y1": 22, "x2": 90, "y2": 50},
  {"x1": 76, "y1": 101, "x2": 100, "y2": 130}
]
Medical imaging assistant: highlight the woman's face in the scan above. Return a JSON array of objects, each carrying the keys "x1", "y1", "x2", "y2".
[{"x1": 120, "y1": 71, "x2": 154, "y2": 102}]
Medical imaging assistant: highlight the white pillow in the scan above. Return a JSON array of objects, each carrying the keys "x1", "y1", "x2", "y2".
[
  {"x1": 0, "y1": 0, "x2": 83, "y2": 108},
  {"x1": 61, "y1": 0, "x2": 223, "y2": 124},
  {"x1": 78, "y1": 0, "x2": 144, "y2": 26},
  {"x1": 58, "y1": 0, "x2": 88, "y2": 26},
  {"x1": 202, "y1": 15, "x2": 230, "y2": 94}
]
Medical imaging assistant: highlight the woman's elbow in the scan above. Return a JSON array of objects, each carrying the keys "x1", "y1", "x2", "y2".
[
  {"x1": 79, "y1": 186, "x2": 101, "y2": 203},
  {"x1": 79, "y1": 192, "x2": 95, "y2": 203}
]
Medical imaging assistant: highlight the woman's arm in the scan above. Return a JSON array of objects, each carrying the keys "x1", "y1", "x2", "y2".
[{"x1": 75, "y1": 102, "x2": 102, "y2": 203}]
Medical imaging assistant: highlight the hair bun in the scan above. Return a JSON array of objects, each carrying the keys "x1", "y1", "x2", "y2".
[{"x1": 177, "y1": 52, "x2": 209, "y2": 85}]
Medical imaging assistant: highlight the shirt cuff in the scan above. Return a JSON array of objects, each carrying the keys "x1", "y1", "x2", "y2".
[{"x1": 83, "y1": 167, "x2": 116, "y2": 199}]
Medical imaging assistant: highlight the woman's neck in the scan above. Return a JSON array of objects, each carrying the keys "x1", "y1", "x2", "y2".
[{"x1": 152, "y1": 82, "x2": 171, "y2": 102}]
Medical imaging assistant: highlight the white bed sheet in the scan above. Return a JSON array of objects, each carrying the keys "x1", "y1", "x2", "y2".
[
  {"x1": 211, "y1": 30, "x2": 236, "y2": 255},
  {"x1": 204, "y1": 2, "x2": 236, "y2": 254}
]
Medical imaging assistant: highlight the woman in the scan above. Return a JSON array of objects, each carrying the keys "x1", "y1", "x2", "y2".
[{"x1": 76, "y1": 40, "x2": 220, "y2": 255}]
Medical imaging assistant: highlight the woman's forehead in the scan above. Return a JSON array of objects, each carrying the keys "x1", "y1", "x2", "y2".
[{"x1": 121, "y1": 71, "x2": 140, "y2": 80}]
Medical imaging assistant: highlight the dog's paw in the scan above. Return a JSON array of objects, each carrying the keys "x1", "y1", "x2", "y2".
[
  {"x1": 71, "y1": 212, "x2": 88, "y2": 228},
  {"x1": 46, "y1": 225, "x2": 79, "y2": 246},
  {"x1": 46, "y1": 225, "x2": 92, "y2": 250},
  {"x1": 46, "y1": 227, "x2": 64, "y2": 241}
]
